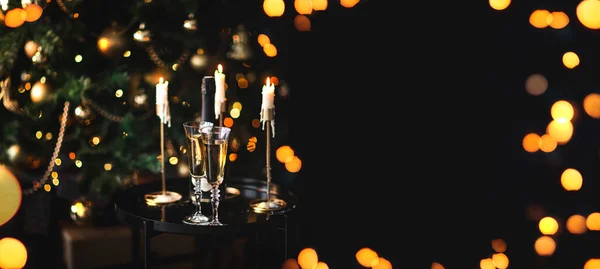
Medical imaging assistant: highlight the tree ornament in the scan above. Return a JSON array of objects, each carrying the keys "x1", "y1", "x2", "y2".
[
  {"x1": 69, "y1": 198, "x2": 93, "y2": 225},
  {"x1": 133, "y1": 22, "x2": 151, "y2": 43},
  {"x1": 183, "y1": 13, "x2": 196, "y2": 31},
  {"x1": 227, "y1": 25, "x2": 252, "y2": 61},
  {"x1": 24, "y1": 40, "x2": 39, "y2": 58}
]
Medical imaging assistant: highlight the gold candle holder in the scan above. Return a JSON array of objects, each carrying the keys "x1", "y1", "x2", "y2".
[{"x1": 249, "y1": 108, "x2": 287, "y2": 213}]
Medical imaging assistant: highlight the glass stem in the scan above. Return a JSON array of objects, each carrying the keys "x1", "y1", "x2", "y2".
[
  {"x1": 211, "y1": 187, "x2": 220, "y2": 222},
  {"x1": 194, "y1": 178, "x2": 202, "y2": 214}
]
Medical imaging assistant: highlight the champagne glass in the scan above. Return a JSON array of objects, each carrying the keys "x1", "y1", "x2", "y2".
[
  {"x1": 182, "y1": 121, "x2": 213, "y2": 225},
  {"x1": 200, "y1": 126, "x2": 231, "y2": 226}
]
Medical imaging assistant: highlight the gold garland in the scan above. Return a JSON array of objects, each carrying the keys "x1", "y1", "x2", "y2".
[
  {"x1": 0, "y1": 78, "x2": 22, "y2": 114},
  {"x1": 22, "y1": 102, "x2": 69, "y2": 195},
  {"x1": 80, "y1": 86, "x2": 154, "y2": 122},
  {"x1": 146, "y1": 46, "x2": 191, "y2": 69}
]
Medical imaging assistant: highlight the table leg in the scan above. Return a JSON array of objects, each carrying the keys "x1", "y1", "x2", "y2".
[
  {"x1": 143, "y1": 221, "x2": 151, "y2": 269},
  {"x1": 132, "y1": 227, "x2": 140, "y2": 268}
]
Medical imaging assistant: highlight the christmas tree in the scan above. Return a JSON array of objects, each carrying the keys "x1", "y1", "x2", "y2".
[{"x1": 0, "y1": 0, "x2": 295, "y2": 202}]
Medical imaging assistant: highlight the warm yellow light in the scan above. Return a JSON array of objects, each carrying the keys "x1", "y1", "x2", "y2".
[
  {"x1": 562, "y1": 51, "x2": 580, "y2": 69},
  {"x1": 550, "y1": 100, "x2": 574, "y2": 121},
  {"x1": 298, "y1": 248, "x2": 318, "y2": 269},
  {"x1": 546, "y1": 120, "x2": 573, "y2": 144},
  {"x1": 0, "y1": 237, "x2": 28, "y2": 268},
  {"x1": 577, "y1": 0, "x2": 600, "y2": 30},
  {"x1": 539, "y1": 216, "x2": 559, "y2": 235},
  {"x1": 492, "y1": 253, "x2": 509, "y2": 269},
  {"x1": 0, "y1": 166, "x2": 22, "y2": 226},
  {"x1": 263, "y1": 0, "x2": 285, "y2": 17},
  {"x1": 480, "y1": 258, "x2": 495, "y2": 269},
  {"x1": 489, "y1": 0, "x2": 510, "y2": 11},
  {"x1": 561, "y1": 168, "x2": 583, "y2": 191},
  {"x1": 585, "y1": 259, "x2": 600, "y2": 269}
]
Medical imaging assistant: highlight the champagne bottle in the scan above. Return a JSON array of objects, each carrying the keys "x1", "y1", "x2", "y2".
[
  {"x1": 201, "y1": 76, "x2": 217, "y2": 124},
  {"x1": 200, "y1": 76, "x2": 227, "y2": 200}
]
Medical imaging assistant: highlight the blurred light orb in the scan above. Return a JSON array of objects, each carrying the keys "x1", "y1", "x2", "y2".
[
  {"x1": 312, "y1": 0, "x2": 328, "y2": 10},
  {"x1": 355, "y1": 248, "x2": 378, "y2": 267},
  {"x1": 586, "y1": 212, "x2": 600, "y2": 230},
  {"x1": 5, "y1": 8, "x2": 27, "y2": 28},
  {"x1": 298, "y1": 248, "x2": 318, "y2": 269},
  {"x1": 538, "y1": 134, "x2": 557, "y2": 153},
  {"x1": 340, "y1": 0, "x2": 360, "y2": 8},
  {"x1": 480, "y1": 258, "x2": 495, "y2": 269},
  {"x1": 539, "y1": 216, "x2": 559, "y2": 235},
  {"x1": 24, "y1": 4, "x2": 43, "y2": 22},
  {"x1": 294, "y1": 0, "x2": 313, "y2": 14},
  {"x1": 583, "y1": 93, "x2": 600, "y2": 118},
  {"x1": 577, "y1": 0, "x2": 600, "y2": 29},
  {"x1": 522, "y1": 133, "x2": 540, "y2": 153},
  {"x1": 549, "y1": 11, "x2": 569, "y2": 29},
  {"x1": 530, "y1": 9, "x2": 551, "y2": 28},
  {"x1": 489, "y1": 0, "x2": 510, "y2": 11},
  {"x1": 0, "y1": 166, "x2": 22, "y2": 226},
  {"x1": 491, "y1": 239, "x2": 507, "y2": 253},
  {"x1": 566, "y1": 214, "x2": 587, "y2": 234},
  {"x1": 525, "y1": 74, "x2": 548, "y2": 96},
  {"x1": 257, "y1": 34, "x2": 271, "y2": 47},
  {"x1": 534, "y1": 236, "x2": 556, "y2": 256},
  {"x1": 585, "y1": 259, "x2": 600, "y2": 269},
  {"x1": 492, "y1": 253, "x2": 509, "y2": 269},
  {"x1": 0, "y1": 237, "x2": 28, "y2": 268},
  {"x1": 282, "y1": 258, "x2": 300, "y2": 269},
  {"x1": 314, "y1": 262, "x2": 329, "y2": 269},
  {"x1": 372, "y1": 258, "x2": 392, "y2": 269},
  {"x1": 561, "y1": 168, "x2": 583, "y2": 191},
  {"x1": 431, "y1": 262, "x2": 445, "y2": 269},
  {"x1": 546, "y1": 120, "x2": 573, "y2": 144},
  {"x1": 263, "y1": 0, "x2": 285, "y2": 17},
  {"x1": 562, "y1": 51, "x2": 580, "y2": 69},
  {"x1": 551, "y1": 100, "x2": 574, "y2": 121},
  {"x1": 294, "y1": 15, "x2": 312, "y2": 32}
]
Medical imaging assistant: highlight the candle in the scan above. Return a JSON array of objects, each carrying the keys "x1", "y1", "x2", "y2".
[
  {"x1": 155, "y1": 77, "x2": 171, "y2": 127},
  {"x1": 261, "y1": 77, "x2": 275, "y2": 109},
  {"x1": 214, "y1": 64, "x2": 226, "y2": 119},
  {"x1": 260, "y1": 77, "x2": 276, "y2": 137}
]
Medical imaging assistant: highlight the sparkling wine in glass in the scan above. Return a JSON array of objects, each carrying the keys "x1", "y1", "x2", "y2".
[
  {"x1": 182, "y1": 121, "x2": 213, "y2": 225},
  {"x1": 200, "y1": 126, "x2": 231, "y2": 226}
]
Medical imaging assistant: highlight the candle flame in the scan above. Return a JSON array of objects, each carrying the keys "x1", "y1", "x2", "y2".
[
  {"x1": 217, "y1": 64, "x2": 223, "y2": 73},
  {"x1": 159, "y1": 77, "x2": 164, "y2": 84},
  {"x1": 266, "y1": 77, "x2": 270, "y2": 86}
]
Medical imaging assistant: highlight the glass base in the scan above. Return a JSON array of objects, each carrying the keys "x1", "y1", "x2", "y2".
[
  {"x1": 249, "y1": 198, "x2": 287, "y2": 213},
  {"x1": 183, "y1": 212, "x2": 210, "y2": 225},
  {"x1": 207, "y1": 221, "x2": 226, "y2": 226},
  {"x1": 144, "y1": 191, "x2": 182, "y2": 206}
]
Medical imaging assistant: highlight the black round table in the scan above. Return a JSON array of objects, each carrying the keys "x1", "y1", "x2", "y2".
[{"x1": 114, "y1": 177, "x2": 296, "y2": 269}]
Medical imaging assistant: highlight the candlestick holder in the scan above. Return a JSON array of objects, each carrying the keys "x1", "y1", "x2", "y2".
[
  {"x1": 145, "y1": 115, "x2": 182, "y2": 206},
  {"x1": 249, "y1": 108, "x2": 287, "y2": 213}
]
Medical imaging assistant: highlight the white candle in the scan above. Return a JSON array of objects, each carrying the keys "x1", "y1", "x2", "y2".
[
  {"x1": 155, "y1": 77, "x2": 171, "y2": 127},
  {"x1": 260, "y1": 77, "x2": 276, "y2": 137},
  {"x1": 214, "y1": 64, "x2": 226, "y2": 119}
]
